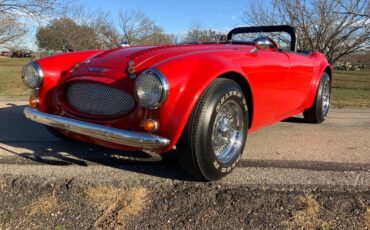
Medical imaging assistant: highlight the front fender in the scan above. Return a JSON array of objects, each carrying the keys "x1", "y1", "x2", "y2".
[
  {"x1": 36, "y1": 50, "x2": 104, "y2": 112},
  {"x1": 153, "y1": 54, "x2": 246, "y2": 152}
]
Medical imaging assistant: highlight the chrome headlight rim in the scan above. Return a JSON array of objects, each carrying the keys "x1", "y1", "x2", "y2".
[
  {"x1": 135, "y1": 68, "x2": 169, "y2": 109},
  {"x1": 22, "y1": 61, "x2": 44, "y2": 89}
]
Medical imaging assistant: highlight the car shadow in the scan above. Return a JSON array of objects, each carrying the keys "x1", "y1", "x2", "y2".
[
  {"x1": 0, "y1": 103, "x2": 191, "y2": 181},
  {"x1": 1, "y1": 103, "x2": 369, "y2": 181},
  {"x1": 282, "y1": 116, "x2": 308, "y2": 123}
]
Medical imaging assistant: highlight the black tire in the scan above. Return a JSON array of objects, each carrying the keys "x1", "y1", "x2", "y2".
[
  {"x1": 303, "y1": 72, "x2": 331, "y2": 123},
  {"x1": 44, "y1": 126, "x2": 74, "y2": 141},
  {"x1": 177, "y1": 78, "x2": 249, "y2": 181}
]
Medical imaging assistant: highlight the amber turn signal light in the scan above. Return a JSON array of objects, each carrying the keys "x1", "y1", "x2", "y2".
[
  {"x1": 29, "y1": 96, "x2": 39, "y2": 108},
  {"x1": 143, "y1": 119, "x2": 158, "y2": 132}
]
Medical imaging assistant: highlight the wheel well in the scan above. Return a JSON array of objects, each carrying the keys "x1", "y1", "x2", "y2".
[
  {"x1": 219, "y1": 72, "x2": 253, "y2": 129},
  {"x1": 324, "y1": 66, "x2": 332, "y2": 81}
]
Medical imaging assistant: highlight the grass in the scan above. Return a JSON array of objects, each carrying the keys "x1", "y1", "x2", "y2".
[
  {"x1": 0, "y1": 57, "x2": 369, "y2": 107},
  {"x1": 0, "y1": 57, "x2": 31, "y2": 98},
  {"x1": 332, "y1": 70, "x2": 370, "y2": 107}
]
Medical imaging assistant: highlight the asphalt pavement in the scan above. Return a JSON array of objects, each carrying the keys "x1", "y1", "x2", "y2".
[{"x1": 0, "y1": 100, "x2": 369, "y2": 188}]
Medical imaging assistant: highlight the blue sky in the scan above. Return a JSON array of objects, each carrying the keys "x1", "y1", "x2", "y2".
[
  {"x1": 13, "y1": 0, "x2": 252, "y2": 50},
  {"x1": 79, "y1": 0, "x2": 249, "y2": 33}
]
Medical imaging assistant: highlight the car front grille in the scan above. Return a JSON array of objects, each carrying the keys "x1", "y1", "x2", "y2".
[{"x1": 65, "y1": 82, "x2": 135, "y2": 117}]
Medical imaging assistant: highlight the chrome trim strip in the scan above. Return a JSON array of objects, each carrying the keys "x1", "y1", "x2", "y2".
[
  {"x1": 31, "y1": 61, "x2": 44, "y2": 79},
  {"x1": 24, "y1": 107, "x2": 170, "y2": 149},
  {"x1": 150, "y1": 68, "x2": 169, "y2": 107}
]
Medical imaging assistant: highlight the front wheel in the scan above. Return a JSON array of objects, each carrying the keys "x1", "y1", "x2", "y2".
[
  {"x1": 303, "y1": 72, "x2": 331, "y2": 123},
  {"x1": 177, "y1": 78, "x2": 248, "y2": 181}
]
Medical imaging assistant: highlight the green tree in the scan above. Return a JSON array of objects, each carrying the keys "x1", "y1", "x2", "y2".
[{"x1": 36, "y1": 18, "x2": 99, "y2": 52}]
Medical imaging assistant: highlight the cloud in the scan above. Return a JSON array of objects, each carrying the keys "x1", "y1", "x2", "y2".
[{"x1": 231, "y1": 15, "x2": 238, "y2": 20}]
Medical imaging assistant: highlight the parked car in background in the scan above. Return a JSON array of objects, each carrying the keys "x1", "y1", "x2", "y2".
[
  {"x1": 0, "y1": 51, "x2": 10, "y2": 57},
  {"x1": 22, "y1": 25, "x2": 332, "y2": 181},
  {"x1": 11, "y1": 50, "x2": 32, "y2": 58}
]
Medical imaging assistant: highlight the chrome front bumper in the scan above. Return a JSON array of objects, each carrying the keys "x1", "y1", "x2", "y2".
[{"x1": 23, "y1": 107, "x2": 170, "y2": 149}]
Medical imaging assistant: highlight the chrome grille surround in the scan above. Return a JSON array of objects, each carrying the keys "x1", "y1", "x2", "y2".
[{"x1": 65, "y1": 82, "x2": 135, "y2": 117}]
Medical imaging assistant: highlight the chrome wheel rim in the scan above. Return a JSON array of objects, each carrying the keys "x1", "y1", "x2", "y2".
[
  {"x1": 322, "y1": 80, "x2": 330, "y2": 116},
  {"x1": 211, "y1": 100, "x2": 244, "y2": 164}
]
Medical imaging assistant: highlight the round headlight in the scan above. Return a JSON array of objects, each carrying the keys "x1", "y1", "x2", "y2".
[
  {"x1": 22, "y1": 61, "x2": 43, "y2": 89},
  {"x1": 135, "y1": 69, "x2": 168, "y2": 109}
]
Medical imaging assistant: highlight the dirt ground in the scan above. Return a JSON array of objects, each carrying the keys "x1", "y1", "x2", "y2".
[{"x1": 0, "y1": 175, "x2": 369, "y2": 230}]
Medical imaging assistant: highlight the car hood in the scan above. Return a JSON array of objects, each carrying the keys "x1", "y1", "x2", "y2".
[{"x1": 72, "y1": 44, "x2": 255, "y2": 76}]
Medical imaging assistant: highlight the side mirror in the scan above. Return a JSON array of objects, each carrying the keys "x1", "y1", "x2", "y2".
[{"x1": 255, "y1": 37, "x2": 272, "y2": 50}]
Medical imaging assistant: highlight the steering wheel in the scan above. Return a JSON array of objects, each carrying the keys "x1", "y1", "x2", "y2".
[{"x1": 254, "y1": 36, "x2": 280, "y2": 50}]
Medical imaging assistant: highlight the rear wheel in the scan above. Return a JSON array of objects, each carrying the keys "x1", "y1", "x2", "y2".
[
  {"x1": 303, "y1": 72, "x2": 331, "y2": 123},
  {"x1": 177, "y1": 78, "x2": 248, "y2": 181}
]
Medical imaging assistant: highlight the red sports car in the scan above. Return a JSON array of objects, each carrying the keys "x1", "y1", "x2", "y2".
[{"x1": 23, "y1": 25, "x2": 332, "y2": 181}]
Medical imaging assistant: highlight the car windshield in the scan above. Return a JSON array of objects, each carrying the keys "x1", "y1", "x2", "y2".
[{"x1": 231, "y1": 31, "x2": 291, "y2": 50}]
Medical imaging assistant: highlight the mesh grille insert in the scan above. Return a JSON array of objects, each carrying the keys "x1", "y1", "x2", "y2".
[{"x1": 66, "y1": 82, "x2": 135, "y2": 116}]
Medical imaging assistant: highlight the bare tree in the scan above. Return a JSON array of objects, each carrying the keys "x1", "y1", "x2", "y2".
[
  {"x1": 118, "y1": 9, "x2": 173, "y2": 45},
  {"x1": 60, "y1": 5, "x2": 121, "y2": 48},
  {"x1": 0, "y1": 0, "x2": 61, "y2": 17},
  {"x1": 76, "y1": 8, "x2": 174, "y2": 47},
  {"x1": 0, "y1": 0, "x2": 67, "y2": 46},
  {"x1": 242, "y1": 0, "x2": 370, "y2": 63},
  {"x1": 0, "y1": 15, "x2": 27, "y2": 45},
  {"x1": 118, "y1": 10, "x2": 154, "y2": 45},
  {"x1": 90, "y1": 12, "x2": 121, "y2": 48},
  {"x1": 183, "y1": 23, "x2": 223, "y2": 43},
  {"x1": 334, "y1": 0, "x2": 370, "y2": 18},
  {"x1": 340, "y1": 50, "x2": 370, "y2": 66},
  {"x1": 140, "y1": 26, "x2": 174, "y2": 45}
]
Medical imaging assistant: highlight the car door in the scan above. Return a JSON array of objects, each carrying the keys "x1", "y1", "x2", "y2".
[
  {"x1": 241, "y1": 49, "x2": 290, "y2": 130},
  {"x1": 278, "y1": 52, "x2": 315, "y2": 115}
]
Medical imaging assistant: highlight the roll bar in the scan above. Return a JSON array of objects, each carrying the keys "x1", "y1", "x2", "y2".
[{"x1": 227, "y1": 25, "x2": 297, "y2": 52}]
